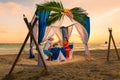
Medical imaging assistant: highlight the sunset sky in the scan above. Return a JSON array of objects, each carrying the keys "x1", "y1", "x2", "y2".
[{"x1": 0, "y1": 0, "x2": 120, "y2": 44}]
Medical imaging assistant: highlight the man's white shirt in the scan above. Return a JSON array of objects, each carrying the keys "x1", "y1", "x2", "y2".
[{"x1": 44, "y1": 40, "x2": 53, "y2": 50}]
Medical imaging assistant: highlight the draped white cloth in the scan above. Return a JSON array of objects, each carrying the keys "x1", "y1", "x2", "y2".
[
  {"x1": 38, "y1": 26, "x2": 59, "y2": 65},
  {"x1": 73, "y1": 20, "x2": 90, "y2": 55},
  {"x1": 31, "y1": 22, "x2": 90, "y2": 57},
  {"x1": 31, "y1": 23, "x2": 38, "y2": 47},
  {"x1": 30, "y1": 15, "x2": 38, "y2": 47},
  {"x1": 30, "y1": 15, "x2": 91, "y2": 66},
  {"x1": 38, "y1": 26, "x2": 66, "y2": 63},
  {"x1": 38, "y1": 26, "x2": 74, "y2": 62},
  {"x1": 73, "y1": 22, "x2": 88, "y2": 44},
  {"x1": 42, "y1": 26, "x2": 60, "y2": 42},
  {"x1": 55, "y1": 29, "x2": 63, "y2": 42}
]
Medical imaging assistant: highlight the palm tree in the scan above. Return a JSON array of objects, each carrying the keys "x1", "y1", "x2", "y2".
[{"x1": 36, "y1": 1, "x2": 88, "y2": 27}]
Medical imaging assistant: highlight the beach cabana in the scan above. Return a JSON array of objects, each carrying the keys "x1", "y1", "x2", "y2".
[
  {"x1": 29, "y1": 1, "x2": 91, "y2": 63},
  {"x1": 7, "y1": 1, "x2": 91, "y2": 77}
]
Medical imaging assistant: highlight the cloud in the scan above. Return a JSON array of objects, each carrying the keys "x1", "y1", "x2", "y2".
[
  {"x1": 69, "y1": 0, "x2": 120, "y2": 16},
  {"x1": 0, "y1": 0, "x2": 38, "y2": 6},
  {"x1": 92, "y1": 8, "x2": 120, "y2": 23},
  {"x1": 0, "y1": 2, "x2": 21, "y2": 14},
  {"x1": 0, "y1": 2, "x2": 34, "y2": 16}
]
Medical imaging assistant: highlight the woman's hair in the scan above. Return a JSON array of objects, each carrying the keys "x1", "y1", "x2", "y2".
[{"x1": 64, "y1": 37, "x2": 68, "y2": 42}]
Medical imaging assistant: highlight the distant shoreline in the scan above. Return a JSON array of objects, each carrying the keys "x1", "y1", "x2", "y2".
[
  {"x1": 0, "y1": 43, "x2": 120, "y2": 55},
  {"x1": 0, "y1": 48, "x2": 120, "y2": 56}
]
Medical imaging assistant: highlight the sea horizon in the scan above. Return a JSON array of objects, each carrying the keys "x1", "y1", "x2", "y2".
[{"x1": 0, "y1": 43, "x2": 120, "y2": 55}]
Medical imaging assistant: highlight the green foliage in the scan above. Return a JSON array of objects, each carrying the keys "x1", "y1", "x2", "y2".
[
  {"x1": 37, "y1": 1, "x2": 64, "y2": 26},
  {"x1": 37, "y1": 1, "x2": 64, "y2": 12},
  {"x1": 47, "y1": 12, "x2": 62, "y2": 26},
  {"x1": 36, "y1": 1, "x2": 88, "y2": 27},
  {"x1": 71, "y1": 7, "x2": 88, "y2": 27}
]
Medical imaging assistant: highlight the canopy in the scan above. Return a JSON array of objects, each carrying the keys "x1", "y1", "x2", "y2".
[{"x1": 29, "y1": 1, "x2": 91, "y2": 65}]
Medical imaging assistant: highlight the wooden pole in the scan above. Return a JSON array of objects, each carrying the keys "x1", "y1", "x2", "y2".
[
  {"x1": 107, "y1": 28, "x2": 112, "y2": 61},
  {"x1": 111, "y1": 32, "x2": 120, "y2": 60},
  {"x1": 107, "y1": 28, "x2": 120, "y2": 61},
  {"x1": 8, "y1": 16, "x2": 38, "y2": 76},
  {"x1": 23, "y1": 15, "x2": 47, "y2": 70}
]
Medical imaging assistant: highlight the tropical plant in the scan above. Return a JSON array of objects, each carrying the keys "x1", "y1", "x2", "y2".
[{"x1": 37, "y1": 1, "x2": 88, "y2": 27}]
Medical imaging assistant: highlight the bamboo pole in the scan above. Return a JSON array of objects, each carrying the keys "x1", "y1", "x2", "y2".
[
  {"x1": 111, "y1": 32, "x2": 120, "y2": 60},
  {"x1": 23, "y1": 15, "x2": 47, "y2": 70},
  {"x1": 107, "y1": 28, "x2": 120, "y2": 61},
  {"x1": 107, "y1": 28, "x2": 112, "y2": 61},
  {"x1": 7, "y1": 16, "x2": 38, "y2": 76}
]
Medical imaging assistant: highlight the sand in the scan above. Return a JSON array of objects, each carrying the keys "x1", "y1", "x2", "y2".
[{"x1": 0, "y1": 49, "x2": 120, "y2": 80}]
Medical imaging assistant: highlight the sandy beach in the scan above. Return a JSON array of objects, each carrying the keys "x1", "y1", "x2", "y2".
[{"x1": 0, "y1": 49, "x2": 120, "y2": 80}]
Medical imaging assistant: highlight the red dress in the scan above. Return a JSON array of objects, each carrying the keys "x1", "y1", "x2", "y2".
[{"x1": 63, "y1": 41, "x2": 71, "y2": 58}]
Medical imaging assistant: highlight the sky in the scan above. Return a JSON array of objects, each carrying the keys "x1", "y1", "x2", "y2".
[{"x1": 0, "y1": 0, "x2": 120, "y2": 44}]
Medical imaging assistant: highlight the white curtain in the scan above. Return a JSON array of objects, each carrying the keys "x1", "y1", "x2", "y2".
[
  {"x1": 55, "y1": 29, "x2": 63, "y2": 42},
  {"x1": 84, "y1": 43, "x2": 90, "y2": 56},
  {"x1": 73, "y1": 20, "x2": 90, "y2": 56},
  {"x1": 38, "y1": 45, "x2": 48, "y2": 67},
  {"x1": 31, "y1": 15, "x2": 91, "y2": 65},
  {"x1": 42, "y1": 26, "x2": 60, "y2": 42},
  {"x1": 37, "y1": 16, "x2": 64, "y2": 65},
  {"x1": 38, "y1": 26, "x2": 60, "y2": 65},
  {"x1": 31, "y1": 15, "x2": 64, "y2": 47},
  {"x1": 30, "y1": 15, "x2": 38, "y2": 47},
  {"x1": 31, "y1": 22, "x2": 38, "y2": 47},
  {"x1": 74, "y1": 22, "x2": 88, "y2": 44}
]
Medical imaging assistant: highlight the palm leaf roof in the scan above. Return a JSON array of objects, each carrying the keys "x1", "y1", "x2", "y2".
[
  {"x1": 37, "y1": 1, "x2": 64, "y2": 12},
  {"x1": 36, "y1": 1, "x2": 88, "y2": 27},
  {"x1": 71, "y1": 7, "x2": 88, "y2": 27}
]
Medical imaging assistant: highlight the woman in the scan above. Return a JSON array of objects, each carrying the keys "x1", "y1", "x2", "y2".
[{"x1": 62, "y1": 37, "x2": 71, "y2": 58}]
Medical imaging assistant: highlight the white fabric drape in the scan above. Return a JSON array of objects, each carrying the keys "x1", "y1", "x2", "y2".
[
  {"x1": 55, "y1": 29, "x2": 63, "y2": 42},
  {"x1": 38, "y1": 45, "x2": 48, "y2": 67},
  {"x1": 74, "y1": 22, "x2": 88, "y2": 44},
  {"x1": 38, "y1": 26, "x2": 60, "y2": 65},
  {"x1": 30, "y1": 15, "x2": 38, "y2": 47},
  {"x1": 42, "y1": 26, "x2": 60, "y2": 42},
  {"x1": 73, "y1": 20, "x2": 90, "y2": 55},
  {"x1": 31, "y1": 23, "x2": 38, "y2": 47},
  {"x1": 30, "y1": 15, "x2": 91, "y2": 65},
  {"x1": 69, "y1": 49, "x2": 73, "y2": 59},
  {"x1": 35, "y1": 17, "x2": 64, "y2": 65},
  {"x1": 84, "y1": 43, "x2": 90, "y2": 56}
]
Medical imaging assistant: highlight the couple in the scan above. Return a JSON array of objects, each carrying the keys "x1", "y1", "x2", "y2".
[{"x1": 43, "y1": 37, "x2": 72, "y2": 61}]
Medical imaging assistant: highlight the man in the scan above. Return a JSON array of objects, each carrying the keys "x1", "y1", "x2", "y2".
[{"x1": 43, "y1": 38, "x2": 54, "y2": 60}]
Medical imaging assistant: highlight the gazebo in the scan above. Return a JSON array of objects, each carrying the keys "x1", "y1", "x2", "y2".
[{"x1": 6, "y1": 1, "x2": 91, "y2": 78}]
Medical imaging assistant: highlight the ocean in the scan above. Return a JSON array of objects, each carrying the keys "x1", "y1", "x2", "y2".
[{"x1": 0, "y1": 43, "x2": 120, "y2": 55}]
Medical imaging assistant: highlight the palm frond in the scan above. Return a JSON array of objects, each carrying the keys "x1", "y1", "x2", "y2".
[
  {"x1": 74, "y1": 16, "x2": 86, "y2": 28},
  {"x1": 36, "y1": 1, "x2": 89, "y2": 27},
  {"x1": 71, "y1": 7, "x2": 88, "y2": 27},
  {"x1": 71, "y1": 7, "x2": 87, "y2": 15},
  {"x1": 47, "y1": 12, "x2": 62, "y2": 26},
  {"x1": 37, "y1": 1, "x2": 64, "y2": 12}
]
